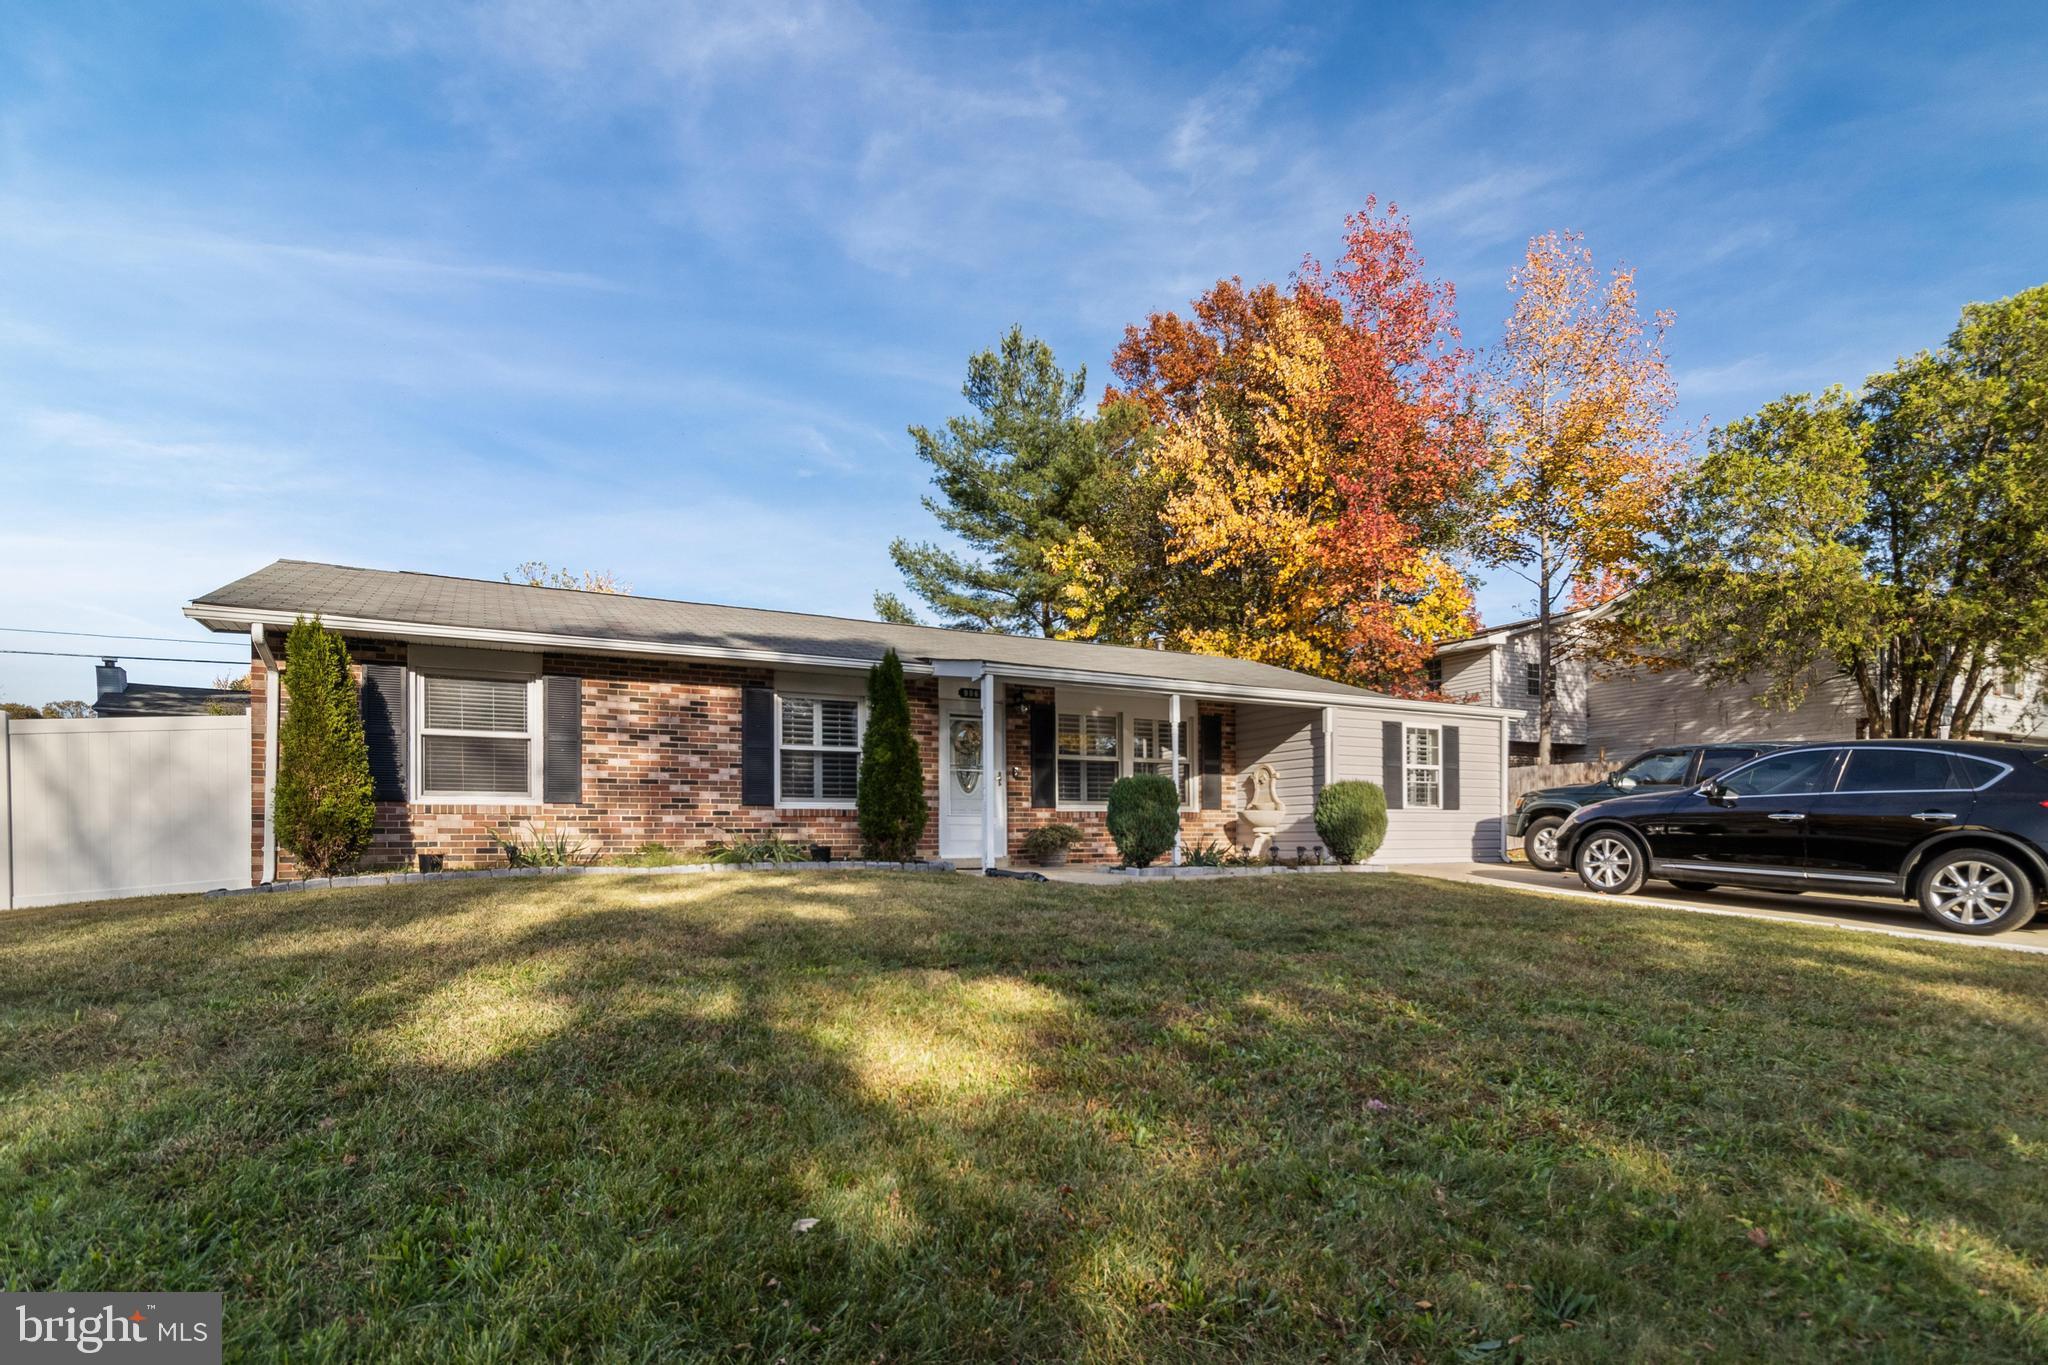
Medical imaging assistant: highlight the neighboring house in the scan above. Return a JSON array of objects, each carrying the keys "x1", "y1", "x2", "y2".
[
  {"x1": 92, "y1": 658, "x2": 251, "y2": 717},
  {"x1": 1433, "y1": 604, "x2": 2048, "y2": 763},
  {"x1": 185, "y1": 560, "x2": 1516, "y2": 881}
]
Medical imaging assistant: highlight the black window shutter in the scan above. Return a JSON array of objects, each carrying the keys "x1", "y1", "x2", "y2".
[
  {"x1": 1028, "y1": 702, "x2": 1056, "y2": 809},
  {"x1": 1381, "y1": 719, "x2": 1404, "y2": 810},
  {"x1": 1198, "y1": 712, "x2": 1223, "y2": 810},
  {"x1": 359, "y1": 662, "x2": 407, "y2": 802},
  {"x1": 1442, "y1": 725, "x2": 1461, "y2": 810},
  {"x1": 741, "y1": 686, "x2": 775, "y2": 807},
  {"x1": 543, "y1": 675, "x2": 582, "y2": 804}
]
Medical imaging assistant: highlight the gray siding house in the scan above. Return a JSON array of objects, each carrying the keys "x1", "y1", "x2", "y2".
[{"x1": 1434, "y1": 604, "x2": 2048, "y2": 764}]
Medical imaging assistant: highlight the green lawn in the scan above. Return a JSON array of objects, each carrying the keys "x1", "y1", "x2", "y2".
[{"x1": 1, "y1": 872, "x2": 2043, "y2": 1362}]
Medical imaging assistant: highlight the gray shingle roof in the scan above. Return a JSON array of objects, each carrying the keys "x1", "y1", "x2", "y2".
[{"x1": 190, "y1": 560, "x2": 1390, "y2": 701}]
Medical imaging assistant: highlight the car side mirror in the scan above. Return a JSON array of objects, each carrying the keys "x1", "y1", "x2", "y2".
[
  {"x1": 1698, "y1": 780, "x2": 1734, "y2": 807},
  {"x1": 1612, "y1": 775, "x2": 1637, "y2": 791}
]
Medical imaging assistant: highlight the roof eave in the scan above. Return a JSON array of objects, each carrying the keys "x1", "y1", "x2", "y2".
[{"x1": 185, "y1": 602, "x2": 1520, "y2": 718}]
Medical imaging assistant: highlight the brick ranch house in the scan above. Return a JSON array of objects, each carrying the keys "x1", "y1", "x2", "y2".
[{"x1": 186, "y1": 560, "x2": 1515, "y2": 880}]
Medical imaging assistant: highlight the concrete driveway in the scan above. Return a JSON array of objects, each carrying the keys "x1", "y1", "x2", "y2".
[{"x1": 1392, "y1": 860, "x2": 2048, "y2": 955}]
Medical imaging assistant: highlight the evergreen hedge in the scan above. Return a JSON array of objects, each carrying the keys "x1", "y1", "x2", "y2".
[
  {"x1": 1314, "y1": 780, "x2": 1388, "y2": 864},
  {"x1": 273, "y1": 616, "x2": 375, "y2": 876},
  {"x1": 857, "y1": 649, "x2": 928, "y2": 860},
  {"x1": 1106, "y1": 773, "x2": 1179, "y2": 868}
]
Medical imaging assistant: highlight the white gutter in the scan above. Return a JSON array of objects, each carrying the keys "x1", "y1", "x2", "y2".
[
  {"x1": 185, "y1": 606, "x2": 940, "y2": 678},
  {"x1": 185, "y1": 605, "x2": 1518, "y2": 720},
  {"x1": 252, "y1": 624, "x2": 278, "y2": 885}
]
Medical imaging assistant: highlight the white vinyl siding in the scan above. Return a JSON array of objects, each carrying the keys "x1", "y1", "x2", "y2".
[
  {"x1": 1234, "y1": 704, "x2": 1322, "y2": 852},
  {"x1": 1330, "y1": 709, "x2": 1507, "y2": 863},
  {"x1": 1057, "y1": 712, "x2": 1120, "y2": 805},
  {"x1": 417, "y1": 675, "x2": 539, "y2": 800},
  {"x1": 778, "y1": 696, "x2": 861, "y2": 805}
]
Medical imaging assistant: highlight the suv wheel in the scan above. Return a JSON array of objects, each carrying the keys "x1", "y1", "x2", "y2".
[
  {"x1": 1523, "y1": 815, "x2": 1566, "y2": 871},
  {"x1": 1576, "y1": 830, "x2": 1647, "y2": 896},
  {"x1": 1918, "y1": 849, "x2": 2037, "y2": 935}
]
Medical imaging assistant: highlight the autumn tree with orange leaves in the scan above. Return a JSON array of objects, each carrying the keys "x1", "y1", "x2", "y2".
[
  {"x1": 1061, "y1": 201, "x2": 1488, "y2": 687},
  {"x1": 1481, "y1": 231, "x2": 1685, "y2": 762}
]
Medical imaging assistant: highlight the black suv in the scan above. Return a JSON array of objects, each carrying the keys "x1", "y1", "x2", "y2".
[
  {"x1": 1513, "y1": 743, "x2": 1789, "y2": 871},
  {"x1": 1552, "y1": 740, "x2": 2048, "y2": 934}
]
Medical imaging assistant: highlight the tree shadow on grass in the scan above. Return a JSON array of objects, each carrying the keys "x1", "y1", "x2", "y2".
[{"x1": 1, "y1": 872, "x2": 2045, "y2": 1360}]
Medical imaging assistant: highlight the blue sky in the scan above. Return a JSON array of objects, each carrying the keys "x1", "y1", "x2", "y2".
[{"x1": 2, "y1": 0, "x2": 2044, "y2": 706}]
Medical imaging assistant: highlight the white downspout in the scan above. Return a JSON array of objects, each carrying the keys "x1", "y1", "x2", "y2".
[
  {"x1": 1168, "y1": 692, "x2": 1183, "y2": 866},
  {"x1": 253, "y1": 623, "x2": 278, "y2": 884},
  {"x1": 979, "y1": 670, "x2": 999, "y2": 870}
]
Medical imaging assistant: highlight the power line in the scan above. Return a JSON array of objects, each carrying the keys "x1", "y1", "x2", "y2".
[
  {"x1": 0, "y1": 649, "x2": 244, "y2": 664},
  {"x1": 0, "y1": 625, "x2": 225, "y2": 646}
]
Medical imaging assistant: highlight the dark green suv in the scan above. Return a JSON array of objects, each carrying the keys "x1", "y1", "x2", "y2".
[{"x1": 1512, "y1": 743, "x2": 1791, "y2": 870}]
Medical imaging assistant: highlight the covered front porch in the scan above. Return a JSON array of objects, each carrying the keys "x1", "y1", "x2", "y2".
[{"x1": 927, "y1": 661, "x2": 1333, "y2": 869}]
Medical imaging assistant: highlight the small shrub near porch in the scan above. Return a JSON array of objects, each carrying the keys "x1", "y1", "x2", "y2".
[
  {"x1": 857, "y1": 649, "x2": 928, "y2": 860},
  {"x1": 1106, "y1": 773, "x2": 1179, "y2": 867},
  {"x1": 273, "y1": 616, "x2": 375, "y2": 876},
  {"x1": 1315, "y1": 780, "x2": 1389, "y2": 864}
]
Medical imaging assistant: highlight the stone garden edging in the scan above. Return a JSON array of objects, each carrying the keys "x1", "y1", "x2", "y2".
[{"x1": 1102, "y1": 862, "x2": 1390, "y2": 879}]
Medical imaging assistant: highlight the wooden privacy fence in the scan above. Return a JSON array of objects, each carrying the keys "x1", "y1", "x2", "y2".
[
  {"x1": 0, "y1": 714, "x2": 251, "y2": 910},
  {"x1": 1508, "y1": 760, "x2": 1615, "y2": 801}
]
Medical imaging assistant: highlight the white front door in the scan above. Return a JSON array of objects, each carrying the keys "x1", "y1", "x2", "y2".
[{"x1": 938, "y1": 707, "x2": 986, "y2": 861}]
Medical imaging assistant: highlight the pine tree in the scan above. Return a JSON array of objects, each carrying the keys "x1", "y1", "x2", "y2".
[
  {"x1": 886, "y1": 327, "x2": 1130, "y2": 634},
  {"x1": 856, "y1": 649, "x2": 928, "y2": 860},
  {"x1": 273, "y1": 616, "x2": 375, "y2": 876}
]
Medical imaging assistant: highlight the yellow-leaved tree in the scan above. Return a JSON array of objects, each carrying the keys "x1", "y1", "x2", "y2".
[{"x1": 1483, "y1": 231, "x2": 1685, "y2": 761}]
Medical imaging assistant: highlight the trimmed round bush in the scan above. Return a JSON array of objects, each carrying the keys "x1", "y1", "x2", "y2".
[
  {"x1": 1106, "y1": 773, "x2": 1180, "y2": 868},
  {"x1": 1315, "y1": 780, "x2": 1388, "y2": 864}
]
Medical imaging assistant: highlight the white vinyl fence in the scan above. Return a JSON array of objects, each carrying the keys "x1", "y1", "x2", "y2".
[{"x1": 1, "y1": 715, "x2": 251, "y2": 910}]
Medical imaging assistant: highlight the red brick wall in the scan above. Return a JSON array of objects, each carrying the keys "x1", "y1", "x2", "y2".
[
  {"x1": 999, "y1": 685, "x2": 1238, "y2": 865},
  {"x1": 253, "y1": 631, "x2": 941, "y2": 878}
]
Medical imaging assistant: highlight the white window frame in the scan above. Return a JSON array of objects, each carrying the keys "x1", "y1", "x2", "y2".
[
  {"x1": 411, "y1": 672, "x2": 544, "y2": 805},
  {"x1": 775, "y1": 693, "x2": 865, "y2": 809},
  {"x1": 1130, "y1": 716, "x2": 1193, "y2": 809},
  {"x1": 1403, "y1": 723, "x2": 1444, "y2": 810},
  {"x1": 1055, "y1": 709, "x2": 1123, "y2": 810},
  {"x1": 1052, "y1": 696, "x2": 1198, "y2": 812},
  {"x1": 1523, "y1": 661, "x2": 1542, "y2": 701}
]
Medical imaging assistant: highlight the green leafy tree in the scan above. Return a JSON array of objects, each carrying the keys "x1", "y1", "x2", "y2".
[
  {"x1": 1630, "y1": 285, "x2": 2048, "y2": 736},
  {"x1": 273, "y1": 616, "x2": 376, "y2": 875},
  {"x1": 39, "y1": 701, "x2": 92, "y2": 718},
  {"x1": 856, "y1": 649, "x2": 928, "y2": 860},
  {"x1": 886, "y1": 327, "x2": 1138, "y2": 634}
]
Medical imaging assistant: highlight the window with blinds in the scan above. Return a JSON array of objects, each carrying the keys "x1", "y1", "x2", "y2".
[
  {"x1": 1130, "y1": 717, "x2": 1189, "y2": 802},
  {"x1": 1057, "y1": 711, "x2": 1120, "y2": 804},
  {"x1": 419, "y1": 675, "x2": 535, "y2": 798},
  {"x1": 1404, "y1": 725, "x2": 1443, "y2": 809},
  {"x1": 780, "y1": 696, "x2": 861, "y2": 803}
]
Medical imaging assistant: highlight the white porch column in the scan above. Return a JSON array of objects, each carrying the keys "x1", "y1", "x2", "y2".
[
  {"x1": 980, "y1": 671, "x2": 1000, "y2": 868},
  {"x1": 1168, "y1": 692, "x2": 1183, "y2": 865}
]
